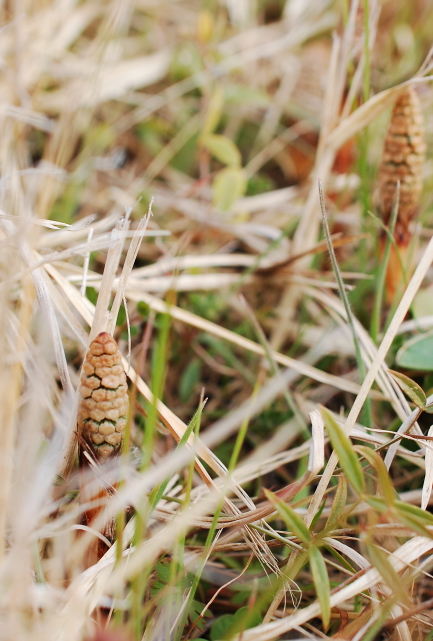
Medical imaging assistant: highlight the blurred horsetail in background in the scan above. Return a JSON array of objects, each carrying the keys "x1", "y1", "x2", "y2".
[
  {"x1": 3, "y1": 1, "x2": 433, "y2": 641},
  {"x1": 378, "y1": 87, "x2": 426, "y2": 303}
]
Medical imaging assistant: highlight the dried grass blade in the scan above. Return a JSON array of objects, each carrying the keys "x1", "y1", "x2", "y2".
[
  {"x1": 421, "y1": 425, "x2": 433, "y2": 510},
  {"x1": 80, "y1": 228, "x2": 93, "y2": 297},
  {"x1": 308, "y1": 410, "x2": 325, "y2": 476},
  {"x1": 303, "y1": 286, "x2": 415, "y2": 422},
  {"x1": 126, "y1": 291, "x2": 386, "y2": 399},
  {"x1": 90, "y1": 213, "x2": 130, "y2": 341},
  {"x1": 107, "y1": 204, "x2": 153, "y2": 335},
  {"x1": 329, "y1": 75, "x2": 433, "y2": 153},
  {"x1": 1, "y1": 220, "x2": 73, "y2": 397}
]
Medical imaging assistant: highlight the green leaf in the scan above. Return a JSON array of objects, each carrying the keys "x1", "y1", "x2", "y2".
[
  {"x1": 321, "y1": 408, "x2": 365, "y2": 495},
  {"x1": 355, "y1": 446, "x2": 395, "y2": 507},
  {"x1": 190, "y1": 599, "x2": 211, "y2": 631},
  {"x1": 211, "y1": 614, "x2": 233, "y2": 640},
  {"x1": 364, "y1": 542, "x2": 410, "y2": 605},
  {"x1": 323, "y1": 543, "x2": 356, "y2": 574},
  {"x1": 51, "y1": 181, "x2": 84, "y2": 225},
  {"x1": 202, "y1": 133, "x2": 242, "y2": 166},
  {"x1": 179, "y1": 359, "x2": 202, "y2": 403},
  {"x1": 365, "y1": 495, "x2": 388, "y2": 513},
  {"x1": 210, "y1": 607, "x2": 261, "y2": 641},
  {"x1": 264, "y1": 489, "x2": 311, "y2": 545},
  {"x1": 231, "y1": 590, "x2": 249, "y2": 605},
  {"x1": 394, "y1": 501, "x2": 433, "y2": 537},
  {"x1": 151, "y1": 561, "x2": 211, "y2": 632},
  {"x1": 396, "y1": 332, "x2": 433, "y2": 371},
  {"x1": 202, "y1": 87, "x2": 224, "y2": 136},
  {"x1": 171, "y1": 42, "x2": 203, "y2": 80},
  {"x1": 325, "y1": 476, "x2": 347, "y2": 530},
  {"x1": 212, "y1": 167, "x2": 247, "y2": 211},
  {"x1": 395, "y1": 513, "x2": 432, "y2": 538},
  {"x1": 388, "y1": 369, "x2": 426, "y2": 409},
  {"x1": 137, "y1": 301, "x2": 149, "y2": 319},
  {"x1": 86, "y1": 286, "x2": 98, "y2": 306},
  {"x1": 150, "y1": 560, "x2": 175, "y2": 598},
  {"x1": 116, "y1": 303, "x2": 126, "y2": 327},
  {"x1": 228, "y1": 607, "x2": 261, "y2": 638},
  {"x1": 155, "y1": 560, "x2": 172, "y2": 584},
  {"x1": 395, "y1": 500, "x2": 433, "y2": 525},
  {"x1": 309, "y1": 546, "x2": 330, "y2": 630},
  {"x1": 224, "y1": 83, "x2": 270, "y2": 106}
]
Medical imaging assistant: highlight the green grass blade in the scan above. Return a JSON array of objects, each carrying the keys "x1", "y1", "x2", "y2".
[
  {"x1": 264, "y1": 489, "x2": 311, "y2": 545},
  {"x1": 321, "y1": 407, "x2": 365, "y2": 495},
  {"x1": 370, "y1": 182, "x2": 400, "y2": 343},
  {"x1": 308, "y1": 545, "x2": 330, "y2": 630},
  {"x1": 325, "y1": 476, "x2": 347, "y2": 530},
  {"x1": 388, "y1": 369, "x2": 426, "y2": 409},
  {"x1": 319, "y1": 180, "x2": 372, "y2": 428},
  {"x1": 364, "y1": 542, "x2": 410, "y2": 605},
  {"x1": 355, "y1": 446, "x2": 395, "y2": 507}
]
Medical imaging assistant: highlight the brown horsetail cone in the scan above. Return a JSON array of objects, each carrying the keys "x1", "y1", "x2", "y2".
[
  {"x1": 378, "y1": 87, "x2": 426, "y2": 302},
  {"x1": 78, "y1": 332, "x2": 128, "y2": 460},
  {"x1": 379, "y1": 87, "x2": 426, "y2": 240}
]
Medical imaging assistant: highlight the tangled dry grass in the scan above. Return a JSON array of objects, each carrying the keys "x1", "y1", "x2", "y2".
[{"x1": 3, "y1": 1, "x2": 433, "y2": 640}]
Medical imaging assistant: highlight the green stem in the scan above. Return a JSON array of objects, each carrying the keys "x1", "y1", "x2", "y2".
[
  {"x1": 131, "y1": 307, "x2": 171, "y2": 639},
  {"x1": 363, "y1": 0, "x2": 371, "y2": 103},
  {"x1": 370, "y1": 183, "x2": 400, "y2": 343},
  {"x1": 319, "y1": 181, "x2": 372, "y2": 429}
]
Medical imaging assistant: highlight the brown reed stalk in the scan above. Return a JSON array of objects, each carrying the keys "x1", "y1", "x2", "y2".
[
  {"x1": 78, "y1": 332, "x2": 129, "y2": 561},
  {"x1": 378, "y1": 87, "x2": 426, "y2": 302}
]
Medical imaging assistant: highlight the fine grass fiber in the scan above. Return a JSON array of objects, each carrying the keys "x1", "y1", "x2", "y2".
[{"x1": 3, "y1": 1, "x2": 433, "y2": 641}]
